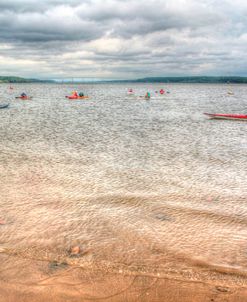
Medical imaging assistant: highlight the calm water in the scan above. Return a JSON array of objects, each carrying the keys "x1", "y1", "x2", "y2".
[{"x1": 0, "y1": 83, "x2": 247, "y2": 291}]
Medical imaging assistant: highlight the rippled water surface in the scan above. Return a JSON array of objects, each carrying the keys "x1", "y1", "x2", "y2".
[{"x1": 0, "y1": 83, "x2": 247, "y2": 299}]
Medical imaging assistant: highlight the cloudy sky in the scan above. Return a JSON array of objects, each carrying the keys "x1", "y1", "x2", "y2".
[{"x1": 0, "y1": 0, "x2": 246, "y2": 79}]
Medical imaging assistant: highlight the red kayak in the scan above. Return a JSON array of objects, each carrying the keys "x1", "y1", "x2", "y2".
[
  {"x1": 204, "y1": 113, "x2": 247, "y2": 120},
  {"x1": 15, "y1": 96, "x2": 32, "y2": 100}
]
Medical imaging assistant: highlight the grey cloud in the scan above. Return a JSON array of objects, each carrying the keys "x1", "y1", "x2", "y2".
[
  {"x1": 0, "y1": 0, "x2": 246, "y2": 78},
  {"x1": 0, "y1": 11, "x2": 104, "y2": 43},
  {"x1": 0, "y1": 0, "x2": 224, "y2": 43},
  {"x1": 0, "y1": 0, "x2": 84, "y2": 13}
]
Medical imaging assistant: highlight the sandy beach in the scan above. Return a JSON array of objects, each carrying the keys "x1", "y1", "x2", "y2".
[{"x1": 0, "y1": 253, "x2": 246, "y2": 302}]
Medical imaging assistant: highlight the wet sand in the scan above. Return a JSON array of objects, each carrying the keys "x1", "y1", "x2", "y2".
[{"x1": 0, "y1": 253, "x2": 247, "y2": 302}]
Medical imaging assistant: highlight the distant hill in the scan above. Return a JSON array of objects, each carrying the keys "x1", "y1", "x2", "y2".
[
  {"x1": 0, "y1": 76, "x2": 53, "y2": 83},
  {"x1": 2, "y1": 75, "x2": 247, "y2": 84},
  {"x1": 133, "y1": 76, "x2": 247, "y2": 83},
  {"x1": 81, "y1": 76, "x2": 247, "y2": 84}
]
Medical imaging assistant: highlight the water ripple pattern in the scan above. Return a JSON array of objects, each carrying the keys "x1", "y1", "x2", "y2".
[{"x1": 0, "y1": 83, "x2": 247, "y2": 283}]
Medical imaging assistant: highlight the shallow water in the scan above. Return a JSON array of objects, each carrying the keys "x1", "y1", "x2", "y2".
[{"x1": 0, "y1": 83, "x2": 247, "y2": 299}]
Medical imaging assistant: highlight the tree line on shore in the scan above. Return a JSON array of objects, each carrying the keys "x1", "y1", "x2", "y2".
[{"x1": 1, "y1": 76, "x2": 247, "y2": 84}]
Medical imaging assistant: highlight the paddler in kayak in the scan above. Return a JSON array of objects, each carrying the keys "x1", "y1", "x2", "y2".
[
  {"x1": 145, "y1": 92, "x2": 151, "y2": 100},
  {"x1": 127, "y1": 88, "x2": 134, "y2": 95},
  {"x1": 16, "y1": 92, "x2": 32, "y2": 100},
  {"x1": 66, "y1": 91, "x2": 89, "y2": 99}
]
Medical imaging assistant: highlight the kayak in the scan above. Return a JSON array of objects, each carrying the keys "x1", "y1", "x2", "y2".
[
  {"x1": 204, "y1": 113, "x2": 247, "y2": 120},
  {"x1": 15, "y1": 96, "x2": 32, "y2": 100},
  {"x1": 138, "y1": 96, "x2": 151, "y2": 100},
  {"x1": 66, "y1": 96, "x2": 89, "y2": 100},
  {"x1": 0, "y1": 103, "x2": 9, "y2": 109}
]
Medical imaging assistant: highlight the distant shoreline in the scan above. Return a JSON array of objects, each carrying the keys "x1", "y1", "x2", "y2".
[{"x1": 1, "y1": 76, "x2": 247, "y2": 84}]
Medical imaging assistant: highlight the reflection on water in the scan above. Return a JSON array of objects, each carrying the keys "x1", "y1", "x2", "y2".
[{"x1": 0, "y1": 83, "x2": 247, "y2": 300}]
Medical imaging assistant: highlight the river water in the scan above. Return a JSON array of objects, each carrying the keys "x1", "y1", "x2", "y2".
[{"x1": 0, "y1": 83, "x2": 246, "y2": 300}]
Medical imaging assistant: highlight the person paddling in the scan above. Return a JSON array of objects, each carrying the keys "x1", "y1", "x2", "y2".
[
  {"x1": 128, "y1": 88, "x2": 134, "y2": 95},
  {"x1": 20, "y1": 92, "x2": 28, "y2": 99},
  {"x1": 145, "y1": 92, "x2": 151, "y2": 99}
]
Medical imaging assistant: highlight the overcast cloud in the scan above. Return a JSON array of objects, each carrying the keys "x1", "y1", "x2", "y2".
[{"x1": 0, "y1": 0, "x2": 246, "y2": 79}]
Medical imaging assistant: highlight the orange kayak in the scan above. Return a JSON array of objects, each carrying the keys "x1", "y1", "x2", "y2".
[{"x1": 66, "y1": 96, "x2": 89, "y2": 100}]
